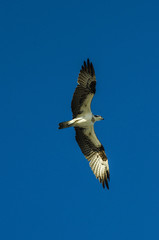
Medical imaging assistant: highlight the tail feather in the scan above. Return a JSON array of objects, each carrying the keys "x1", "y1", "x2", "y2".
[{"x1": 58, "y1": 120, "x2": 74, "y2": 129}]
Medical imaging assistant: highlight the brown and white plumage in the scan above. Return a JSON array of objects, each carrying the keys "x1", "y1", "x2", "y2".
[
  {"x1": 71, "y1": 59, "x2": 96, "y2": 118},
  {"x1": 59, "y1": 59, "x2": 110, "y2": 189},
  {"x1": 75, "y1": 126, "x2": 110, "y2": 189}
]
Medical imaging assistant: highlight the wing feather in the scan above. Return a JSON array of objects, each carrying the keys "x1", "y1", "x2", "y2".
[
  {"x1": 75, "y1": 127, "x2": 110, "y2": 189},
  {"x1": 71, "y1": 59, "x2": 96, "y2": 118}
]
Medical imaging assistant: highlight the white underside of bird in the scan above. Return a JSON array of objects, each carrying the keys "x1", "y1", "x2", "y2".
[{"x1": 67, "y1": 113, "x2": 93, "y2": 127}]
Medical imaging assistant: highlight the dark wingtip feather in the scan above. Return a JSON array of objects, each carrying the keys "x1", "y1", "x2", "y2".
[
  {"x1": 87, "y1": 58, "x2": 90, "y2": 70},
  {"x1": 101, "y1": 174, "x2": 109, "y2": 190},
  {"x1": 102, "y1": 180, "x2": 105, "y2": 189},
  {"x1": 87, "y1": 59, "x2": 91, "y2": 74},
  {"x1": 90, "y1": 63, "x2": 94, "y2": 76},
  {"x1": 107, "y1": 171, "x2": 110, "y2": 181},
  {"x1": 80, "y1": 59, "x2": 95, "y2": 76},
  {"x1": 84, "y1": 60, "x2": 87, "y2": 70},
  {"x1": 105, "y1": 175, "x2": 109, "y2": 189},
  {"x1": 105, "y1": 180, "x2": 109, "y2": 190},
  {"x1": 86, "y1": 58, "x2": 95, "y2": 77}
]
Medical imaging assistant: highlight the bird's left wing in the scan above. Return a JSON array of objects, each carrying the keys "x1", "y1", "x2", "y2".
[{"x1": 75, "y1": 126, "x2": 110, "y2": 189}]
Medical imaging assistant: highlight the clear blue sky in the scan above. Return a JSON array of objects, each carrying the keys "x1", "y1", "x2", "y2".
[{"x1": 0, "y1": 0, "x2": 159, "y2": 239}]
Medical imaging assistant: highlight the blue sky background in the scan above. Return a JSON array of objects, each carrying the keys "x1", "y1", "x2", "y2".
[{"x1": 0, "y1": 0, "x2": 159, "y2": 239}]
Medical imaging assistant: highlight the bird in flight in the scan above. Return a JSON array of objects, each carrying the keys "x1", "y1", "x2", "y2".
[{"x1": 58, "y1": 59, "x2": 110, "y2": 189}]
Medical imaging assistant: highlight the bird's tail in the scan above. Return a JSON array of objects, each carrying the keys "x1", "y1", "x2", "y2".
[{"x1": 58, "y1": 120, "x2": 74, "y2": 129}]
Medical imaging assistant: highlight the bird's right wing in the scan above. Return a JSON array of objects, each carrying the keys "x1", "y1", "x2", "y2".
[{"x1": 71, "y1": 59, "x2": 96, "y2": 118}]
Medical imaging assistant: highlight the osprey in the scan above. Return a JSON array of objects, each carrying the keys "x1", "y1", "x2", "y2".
[{"x1": 58, "y1": 59, "x2": 110, "y2": 189}]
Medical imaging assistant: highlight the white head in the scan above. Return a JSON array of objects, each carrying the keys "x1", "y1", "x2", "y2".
[{"x1": 94, "y1": 115, "x2": 104, "y2": 122}]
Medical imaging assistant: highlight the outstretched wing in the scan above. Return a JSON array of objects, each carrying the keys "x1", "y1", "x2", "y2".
[
  {"x1": 71, "y1": 59, "x2": 96, "y2": 118},
  {"x1": 75, "y1": 126, "x2": 110, "y2": 189}
]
